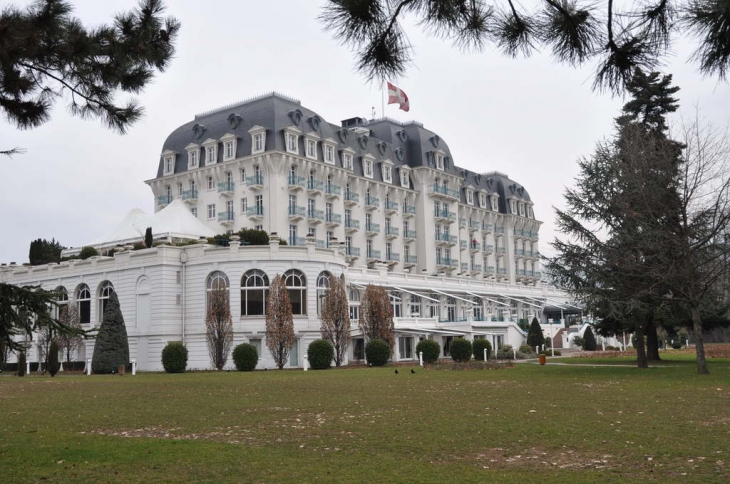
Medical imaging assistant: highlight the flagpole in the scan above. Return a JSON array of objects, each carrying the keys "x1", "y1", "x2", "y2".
[{"x1": 381, "y1": 80, "x2": 385, "y2": 119}]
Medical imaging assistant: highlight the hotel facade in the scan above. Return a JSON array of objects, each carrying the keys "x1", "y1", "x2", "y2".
[{"x1": 1, "y1": 93, "x2": 572, "y2": 371}]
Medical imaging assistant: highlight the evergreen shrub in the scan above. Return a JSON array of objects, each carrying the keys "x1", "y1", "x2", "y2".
[
  {"x1": 496, "y1": 344, "x2": 514, "y2": 360},
  {"x1": 91, "y1": 292, "x2": 130, "y2": 374},
  {"x1": 572, "y1": 336, "x2": 585, "y2": 348},
  {"x1": 472, "y1": 338, "x2": 492, "y2": 360},
  {"x1": 365, "y1": 339, "x2": 390, "y2": 366},
  {"x1": 519, "y1": 344, "x2": 535, "y2": 354},
  {"x1": 232, "y1": 343, "x2": 258, "y2": 371},
  {"x1": 17, "y1": 351, "x2": 26, "y2": 376},
  {"x1": 415, "y1": 339, "x2": 440, "y2": 363},
  {"x1": 161, "y1": 341, "x2": 188, "y2": 373},
  {"x1": 526, "y1": 317, "x2": 545, "y2": 349},
  {"x1": 48, "y1": 340, "x2": 60, "y2": 377},
  {"x1": 583, "y1": 327, "x2": 597, "y2": 351},
  {"x1": 449, "y1": 338, "x2": 472, "y2": 362},
  {"x1": 78, "y1": 246, "x2": 99, "y2": 259},
  {"x1": 307, "y1": 339, "x2": 334, "y2": 370}
]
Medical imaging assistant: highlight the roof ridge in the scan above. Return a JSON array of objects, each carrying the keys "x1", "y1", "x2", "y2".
[{"x1": 194, "y1": 91, "x2": 301, "y2": 119}]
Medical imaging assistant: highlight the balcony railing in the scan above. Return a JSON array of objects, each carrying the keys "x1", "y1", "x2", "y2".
[
  {"x1": 404, "y1": 255, "x2": 418, "y2": 264},
  {"x1": 403, "y1": 229, "x2": 417, "y2": 239},
  {"x1": 307, "y1": 179, "x2": 323, "y2": 192},
  {"x1": 470, "y1": 242, "x2": 481, "y2": 251},
  {"x1": 485, "y1": 266, "x2": 495, "y2": 274},
  {"x1": 325, "y1": 184, "x2": 341, "y2": 197},
  {"x1": 346, "y1": 246, "x2": 361, "y2": 257},
  {"x1": 482, "y1": 223, "x2": 493, "y2": 232},
  {"x1": 436, "y1": 258, "x2": 459, "y2": 268},
  {"x1": 288, "y1": 205, "x2": 306, "y2": 217},
  {"x1": 495, "y1": 225, "x2": 505, "y2": 234},
  {"x1": 288, "y1": 175, "x2": 305, "y2": 188},
  {"x1": 460, "y1": 240, "x2": 467, "y2": 249},
  {"x1": 365, "y1": 222, "x2": 380, "y2": 234},
  {"x1": 365, "y1": 195, "x2": 380, "y2": 208},
  {"x1": 459, "y1": 217, "x2": 467, "y2": 227},
  {"x1": 307, "y1": 208, "x2": 324, "y2": 221},
  {"x1": 157, "y1": 194, "x2": 173, "y2": 206},
  {"x1": 246, "y1": 206, "x2": 264, "y2": 217},
  {"x1": 367, "y1": 249, "x2": 381, "y2": 259},
  {"x1": 316, "y1": 239, "x2": 326, "y2": 248},
  {"x1": 431, "y1": 183, "x2": 459, "y2": 198},
  {"x1": 483, "y1": 244, "x2": 494, "y2": 252},
  {"x1": 344, "y1": 192, "x2": 360, "y2": 203},
  {"x1": 326, "y1": 213, "x2": 342, "y2": 225},
  {"x1": 385, "y1": 226, "x2": 399, "y2": 237},
  {"x1": 289, "y1": 237, "x2": 306, "y2": 246},
  {"x1": 461, "y1": 262, "x2": 469, "y2": 271},
  {"x1": 435, "y1": 233, "x2": 457, "y2": 244},
  {"x1": 217, "y1": 181, "x2": 235, "y2": 193},
  {"x1": 497, "y1": 267, "x2": 507, "y2": 274},
  {"x1": 386, "y1": 252, "x2": 400, "y2": 262},
  {"x1": 469, "y1": 220, "x2": 481, "y2": 230},
  {"x1": 434, "y1": 209, "x2": 456, "y2": 221},
  {"x1": 403, "y1": 204, "x2": 416, "y2": 215},
  {"x1": 246, "y1": 175, "x2": 264, "y2": 187},
  {"x1": 345, "y1": 219, "x2": 360, "y2": 230},
  {"x1": 471, "y1": 264, "x2": 482, "y2": 272},
  {"x1": 217, "y1": 211, "x2": 234, "y2": 223},
  {"x1": 182, "y1": 189, "x2": 198, "y2": 201}
]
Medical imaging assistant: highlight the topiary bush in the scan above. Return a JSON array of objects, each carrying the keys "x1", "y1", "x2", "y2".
[
  {"x1": 365, "y1": 339, "x2": 390, "y2": 366},
  {"x1": 17, "y1": 351, "x2": 26, "y2": 376},
  {"x1": 307, "y1": 339, "x2": 334, "y2": 370},
  {"x1": 583, "y1": 327, "x2": 597, "y2": 351},
  {"x1": 232, "y1": 343, "x2": 258, "y2": 371},
  {"x1": 415, "y1": 339, "x2": 441, "y2": 363},
  {"x1": 526, "y1": 317, "x2": 545, "y2": 349},
  {"x1": 449, "y1": 338, "x2": 472, "y2": 362},
  {"x1": 671, "y1": 341, "x2": 682, "y2": 350},
  {"x1": 496, "y1": 344, "x2": 514, "y2": 360},
  {"x1": 48, "y1": 340, "x2": 60, "y2": 377},
  {"x1": 161, "y1": 341, "x2": 188, "y2": 373},
  {"x1": 472, "y1": 338, "x2": 492, "y2": 360},
  {"x1": 92, "y1": 292, "x2": 130, "y2": 374}
]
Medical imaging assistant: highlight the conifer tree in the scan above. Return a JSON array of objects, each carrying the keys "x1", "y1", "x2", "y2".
[
  {"x1": 359, "y1": 285, "x2": 395, "y2": 352},
  {"x1": 266, "y1": 275, "x2": 296, "y2": 370},
  {"x1": 48, "y1": 340, "x2": 60, "y2": 376},
  {"x1": 526, "y1": 317, "x2": 545, "y2": 350},
  {"x1": 144, "y1": 227, "x2": 153, "y2": 248},
  {"x1": 91, "y1": 292, "x2": 129, "y2": 374},
  {"x1": 320, "y1": 274, "x2": 351, "y2": 366},
  {"x1": 583, "y1": 326, "x2": 597, "y2": 351}
]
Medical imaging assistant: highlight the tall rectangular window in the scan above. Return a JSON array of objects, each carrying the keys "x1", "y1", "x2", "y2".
[
  {"x1": 306, "y1": 139, "x2": 317, "y2": 158},
  {"x1": 289, "y1": 225, "x2": 297, "y2": 246},
  {"x1": 253, "y1": 133, "x2": 264, "y2": 152},
  {"x1": 241, "y1": 198, "x2": 248, "y2": 212},
  {"x1": 207, "y1": 204, "x2": 216, "y2": 219},
  {"x1": 324, "y1": 145, "x2": 334, "y2": 163},
  {"x1": 206, "y1": 146, "x2": 216, "y2": 164},
  {"x1": 225, "y1": 141, "x2": 234, "y2": 159}
]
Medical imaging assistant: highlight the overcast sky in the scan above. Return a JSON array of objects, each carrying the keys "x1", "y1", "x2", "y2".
[{"x1": 2, "y1": 0, "x2": 728, "y2": 265}]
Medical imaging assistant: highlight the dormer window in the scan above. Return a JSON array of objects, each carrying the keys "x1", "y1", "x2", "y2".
[
  {"x1": 466, "y1": 189, "x2": 474, "y2": 205},
  {"x1": 518, "y1": 203, "x2": 525, "y2": 217},
  {"x1": 382, "y1": 161, "x2": 393, "y2": 183},
  {"x1": 435, "y1": 153, "x2": 445, "y2": 170},
  {"x1": 202, "y1": 139, "x2": 217, "y2": 166},
  {"x1": 491, "y1": 196, "x2": 499, "y2": 211},
  {"x1": 528, "y1": 205, "x2": 534, "y2": 218},
  {"x1": 306, "y1": 139, "x2": 317, "y2": 159},
  {"x1": 185, "y1": 144, "x2": 200, "y2": 170},
  {"x1": 399, "y1": 168, "x2": 410, "y2": 188},
  {"x1": 510, "y1": 199, "x2": 518, "y2": 214},
  {"x1": 324, "y1": 143, "x2": 335, "y2": 164},
  {"x1": 249, "y1": 125, "x2": 266, "y2": 155},
  {"x1": 220, "y1": 133, "x2": 237, "y2": 161},
  {"x1": 479, "y1": 192, "x2": 487, "y2": 208},
  {"x1": 341, "y1": 148, "x2": 355, "y2": 170},
  {"x1": 363, "y1": 155, "x2": 374, "y2": 179},
  {"x1": 284, "y1": 127, "x2": 301, "y2": 155}
]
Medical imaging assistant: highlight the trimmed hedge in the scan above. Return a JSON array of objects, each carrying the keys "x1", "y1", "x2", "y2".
[
  {"x1": 365, "y1": 339, "x2": 390, "y2": 366},
  {"x1": 307, "y1": 339, "x2": 334, "y2": 370},
  {"x1": 161, "y1": 341, "x2": 188, "y2": 373},
  {"x1": 415, "y1": 339, "x2": 440, "y2": 363},
  {"x1": 232, "y1": 343, "x2": 258, "y2": 371},
  {"x1": 450, "y1": 338, "x2": 472, "y2": 362},
  {"x1": 472, "y1": 338, "x2": 492, "y2": 360}
]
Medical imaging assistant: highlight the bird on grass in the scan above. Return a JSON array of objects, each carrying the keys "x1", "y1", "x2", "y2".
[
  {"x1": 411, "y1": 369, "x2": 416, "y2": 374},
  {"x1": 394, "y1": 369, "x2": 399, "y2": 374}
]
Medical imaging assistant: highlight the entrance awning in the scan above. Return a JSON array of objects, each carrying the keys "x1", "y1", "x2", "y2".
[
  {"x1": 393, "y1": 286, "x2": 440, "y2": 302},
  {"x1": 499, "y1": 294, "x2": 543, "y2": 309},
  {"x1": 432, "y1": 289, "x2": 477, "y2": 305},
  {"x1": 398, "y1": 327, "x2": 468, "y2": 336}
]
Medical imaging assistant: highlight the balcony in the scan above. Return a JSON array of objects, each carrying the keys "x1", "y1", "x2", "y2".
[
  {"x1": 470, "y1": 242, "x2": 481, "y2": 253},
  {"x1": 325, "y1": 184, "x2": 341, "y2": 199},
  {"x1": 307, "y1": 179, "x2": 324, "y2": 194},
  {"x1": 157, "y1": 194, "x2": 173, "y2": 207},
  {"x1": 288, "y1": 205, "x2": 306, "y2": 220},
  {"x1": 366, "y1": 249, "x2": 381, "y2": 261},
  {"x1": 481, "y1": 222, "x2": 493, "y2": 233},
  {"x1": 246, "y1": 175, "x2": 264, "y2": 189},
  {"x1": 461, "y1": 262, "x2": 469, "y2": 272},
  {"x1": 288, "y1": 175, "x2": 305, "y2": 191},
  {"x1": 365, "y1": 222, "x2": 380, "y2": 236},
  {"x1": 434, "y1": 209, "x2": 456, "y2": 223},
  {"x1": 385, "y1": 226, "x2": 399, "y2": 239},
  {"x1": 289, "y1": 236, "x2": 306, "y2": 247},
  {"x1": 460, "y1": 240, "x2": 467, "y2": 250},
  {"x1": 483, "y1": 244, "x2": 494, "y2": 253},
  {"x1": 430, "y1": 183, "x2": 460, "y2": 200},
  {"x1": 386, "y1": 252, "x2": 400, "y2": 264},
  {"x1": 515, "y1": 248, "x2": 525, "y2": 258},
  {"x1": 495, "y1": 225, "x2": 505, "y2": 235},
  {"x1": 316, "y1": 239, "x2": 327, "y2": 248},
  {"x1": 403, "y1": 204, "x2": 416, "y2": 217},
  {"x1": 364, "y1": 195, "x2": 380, "y2": 210},
  {"x1": 384, "y1": 200, "x2": 399, "y2": 214},
  {"x1": 326, "y1": 212, "x2": 342, "y2": 227},
  {"x1": 471, "y1": 264, "x2": 482, "y2": 273},
  {"x1": 344, "y1": 191, "x2": 359, "y2": 206},
  {"x1": 496, "y1": 246, "x2": 506, "y2": 255},
  {"x1": 528, "y1": 231, "x2": 539, "y2": 241},
  {"x1": 497, "y1": 267, "x2": 507, "y2": 278},
  {"x1": 246, "y1": 206, "x2": 264, "y2": 220},
  {"x1": 345, "y1": 219, "x2": 360, "y2": 233},
  {"x1": 404, "y1": 255, "x2": 418, "y2": 267},
  {"x1": 484, "y1": 265, "x2": 495, "y2": 274},
  {"x1": 403, "y1": 229, "x2": 416, "y2": 241},
  {"x1": 182, "y1": 189, "x2": 198, "y2": 204},
  {"x1": 459, "y1": 217, "x2": 467, "y2": 228},
  {"x1": 435, "y1": 233, "x2": 457, "y2": 246},
  {"x1": 217, "y1": 181, "x2": 235, "y2": 195},
  {"x1": 217, "y1": 211, "x2": 234, "y2": 225},
  {"x1": 469, "y1": 220, "x2": 481, "y2": 232},
  {"x1": 436, "y1": 257, "x2": 459, "y2": 269},
  {"x1": 514, "y1": 228, "x2": 525, "y2": 238},
  {"x1": 346, "y1": 246, "x2": 361, "y2": 259},
  {"x1": 307, "y1": 208, "x2": 324, "y2": 224}
]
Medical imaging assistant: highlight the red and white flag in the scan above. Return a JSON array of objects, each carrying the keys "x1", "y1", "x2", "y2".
[{"x1": 387, "y1": 82, "x2": 410, "y2": 112}]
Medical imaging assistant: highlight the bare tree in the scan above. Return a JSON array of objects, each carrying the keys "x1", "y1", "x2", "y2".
[
  {"x1": 321, "y1": 274, "x2": 351, "y2": 366},
  {"x1": 57, "y1": 302, "x2": 83, "y2": 364},
  {"x1": 359, "y1": 285, "x2": 395, "y2": 352},
  {"x1": 205, "y1": 286, "x2": 233, "y2": 370},
  {"x1": 266, "y1": 275, "x2": 296, "y2": 370}
]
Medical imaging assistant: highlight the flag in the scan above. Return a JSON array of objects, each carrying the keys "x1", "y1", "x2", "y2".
[{"x1": 387, "y1": 82, "x2": 410, "y2": 112}]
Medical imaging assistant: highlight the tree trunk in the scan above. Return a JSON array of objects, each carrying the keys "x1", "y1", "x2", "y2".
[
  {"x1": 690, "y1": 304, "x2": 710, "y2": 375},
  {"x1": 645, "y1": 313, "x2": 661, "y2": 361},
  {"x1": 634, "y1": 316, "x2": 648, "y2": 369}
]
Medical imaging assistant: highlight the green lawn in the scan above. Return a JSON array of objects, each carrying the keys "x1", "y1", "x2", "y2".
[{"x1": 1, "y1": 356, "x2": 729, "y2": 483}]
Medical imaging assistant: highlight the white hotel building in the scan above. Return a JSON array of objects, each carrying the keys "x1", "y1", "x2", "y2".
[{"x1": 1, "y1": 93, "x2": 572, "y2": 371}]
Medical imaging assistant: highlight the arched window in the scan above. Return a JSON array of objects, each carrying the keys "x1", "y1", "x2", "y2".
[
  {"x1": 75, "y1": 284, "x2": 91, "y2": 325},
  {"x1": 54, "y1": 286, "x2": 68, "y2": 320},
  {"x1": 241, "y1": 270, "x2": 269, "y2": 316},
  {"x1": 98, "y1": 281, "x2": 115, "y2": 321},
  {"x1": 316, "y1": 271, "x2": 332, "y2": 316},
  {"x1": 283, "y1": 269, "x2": 306, "y2": 315},
  {"x1": 206, "y1": 270, "x2": 229, "y2": 303}
]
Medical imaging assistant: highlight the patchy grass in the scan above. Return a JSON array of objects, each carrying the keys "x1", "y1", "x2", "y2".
[{"x1": 1, "y1": 357, "x2": 729, "y2": 483}]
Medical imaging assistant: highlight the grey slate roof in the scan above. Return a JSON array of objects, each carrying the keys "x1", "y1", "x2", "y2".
[{"x1": 156, "y1": 92, "x2": 532, "y2": 210}]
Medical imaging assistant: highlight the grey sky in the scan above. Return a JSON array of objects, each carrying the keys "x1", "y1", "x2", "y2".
[{"x1": 1, "y1": 0, "x2": 728, "y2": 265}]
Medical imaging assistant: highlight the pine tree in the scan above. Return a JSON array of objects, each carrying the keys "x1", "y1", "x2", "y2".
[
  {"x1": 526, "y1": 317, "x2": 545, "y2": 350},
  {"x1": 48, "y1": 340, "x2": 60, "y2": 376},
  {"x1": 144, "y1": 227, "x2": 153, "y2": 248},
  {"x1": 320, "y1": 274, "x2": 351, "y2": 366},
  {"x1": 28, "y1": 238, "x2": 65, "y2": 265},
  {"x1": 91, "y1": 292, "x2": 129, "y2": 374},
  {"x1": 205, "y1": 286, "x2": 233, "y2": 370},
  {"x1": 266, "y1": 275, "x2": 296, "y2": 370},
  {"x1": 359, "y1": 285, "x2": 395, "y2": 353},
  {"x1": 583, "y1": 326, "x2": 597, "y2": 351}
]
